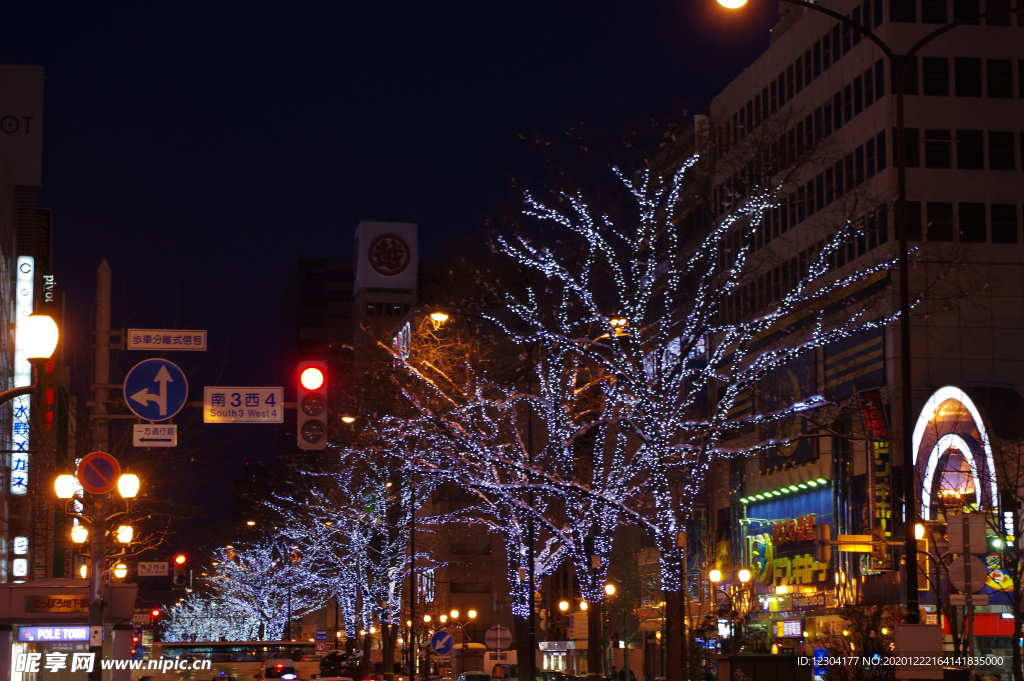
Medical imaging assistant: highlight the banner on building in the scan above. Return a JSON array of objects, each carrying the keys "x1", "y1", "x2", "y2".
[{"x1": 860, "y1": 388, "x2": 891, "y2": 539}]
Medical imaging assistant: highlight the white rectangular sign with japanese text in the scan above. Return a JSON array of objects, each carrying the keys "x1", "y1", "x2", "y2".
[{"x1": 204, "y1": 387, "x2": 283, "y2": 423}]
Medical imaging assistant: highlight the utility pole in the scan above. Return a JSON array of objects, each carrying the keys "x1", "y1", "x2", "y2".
[{"x1": 89, "y1": 258, "x2": 111, "y2": 681}]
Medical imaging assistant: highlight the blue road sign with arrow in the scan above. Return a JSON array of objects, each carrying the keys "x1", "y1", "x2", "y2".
[
  {"x1": 430, "y1": 630, "x2": 454, "y2": 655},
  {"x1": 124, "y1": 359, "x2": 188, "y2": 422}
]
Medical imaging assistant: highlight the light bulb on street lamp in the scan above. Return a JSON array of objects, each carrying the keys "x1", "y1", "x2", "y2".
[
  {"x1": 468, "y1": 610, "x2": 477, "y2": 619},
  {"x1": 369, "y1": 626, "x2": 376, "y2": 634},
  {"x1": 118, "y1": 473, "x2": 140, "y2": 499},
  {"x1": 604, "y1": 583, "x2": 616, "y2": 596},
  {"x1": 439, "y1": 615, "x2": 448, "y2": 624},
  {"x1": 116, "y1": 525, "x2": 134, "y2": 544},
  {"x1": 79, "y1": 564, "x2": 87, "y2": 579},
  {"x1": 430, "y1": 312, "x2": 449, "y2": 324},
  {"x1": 113, "y1": 563, "x2": 128, "y2": 579},
  {"x1": 341, "y1": 416, "x2": 356, "y2": 424},
  {"x1": 406, "y1": 620, "x2": 412, "y2": 627},
  {"x1": 247, "y1": 521, "x2": 256, "y2": 526},
  {"x1": 717, "y1": 0, "x2": 748, "y2": 7},
  {"x1": 54, "y1": 474, "x2": 77, "y2": 499},
  {"x1": 450, "y1": 610, "x2": 459, "y2": 620},
  {"x1": 424, "y1": 615, "x2": 431, "y2": 623},
  {"x1": 559, "y1": 601, "x2": 569, "y2": 612},
  {"x1": 21, "y1": 315, "x2": 59, "y2": 360},
  {"x1": 709, "y1": 569, "x2": 722, "y2": 583},
  {"x1": 915, "y1": 523, "x2": 925, "y2": 540},
  {"x1": 738, "y1": 568, "x2": 752, "y2": 583},
  {"x1": 70, "y1": 525, "x2": 88, "y2": 544},
  {"x1": 580, "y1": 602, "x2": 588, "y2": 611}
]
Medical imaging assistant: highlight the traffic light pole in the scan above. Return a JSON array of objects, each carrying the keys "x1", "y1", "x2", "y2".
[{"x1": 88, "y1": 492, "x2": 108, "y2": 681}]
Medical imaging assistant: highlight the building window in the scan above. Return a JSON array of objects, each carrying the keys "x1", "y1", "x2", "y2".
[
  {"x1": 891, "y1": 0, "x2": 916, "y2": 21},
  {"x1": 927, "y1": 202, "x2": 955, "y2": 241},
  {"x1": 922, "y1": 57, "x2": 950, "y2": 96},
  {"x1": 823, "y1": 33, "x2": 832, "y2": 70},
  {"x1": 902, "y1": 127, "x2": 921, "y2": 167},
  {"x1": 900, "y1": 200, "x2": 923, "y2": 240},
  {"x1": 924, "y1": 129, "x2": 952, "y2": 168},
  {"x1": 877, "y1": 130, "x2": 887, "y2": 170},
  {"x1": 955, "y1": 58, "x2": 983, "y2": 96},
  {"x1": 953, "y1": 0, "x2": 980, "y2": 21},
  {"x1": 956, "y1": 130, "x2": 984, "y2": 169},
  {"x1": 989, "y1": 131, "x2": 1015, "y2": 170},
  {"x1": 921, "y1": 0, "x2": 948, "y2": 22},
  {"x1": 987, "y1": 59, "x2": 1013, "y2": 97},
  {"x1": 958, "y1": 202, "x2": 986, "y2": 242},
  {"x1": 991, "y1": 203, "x2": 1019, "y2": 243},
  {"x1": 987, "y1": 0, "x2": 1012, "y2": 25},
  {"x1": 814, "y1": 41, "x2": 822, "y2": 77}
]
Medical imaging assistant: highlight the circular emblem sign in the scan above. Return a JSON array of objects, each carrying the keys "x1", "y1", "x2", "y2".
[
  {"x1": 368, "y1": 233, "x2": 410, "y2": 277},
  {"x1": 77, "y1": 451, "x2": 121, "y2": 495}
]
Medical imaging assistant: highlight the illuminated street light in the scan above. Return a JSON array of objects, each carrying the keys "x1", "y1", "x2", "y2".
[
  {"x1": 738, "y1": 568, "x2": 752, "y2": 583},
  {"x1": 915, "y1": 523, "x2": 925, "y2": 540},
  {"x1": 439, "y1": 615, "x2": 448, "y2": 624},
  {"x1": 70, "y1": 525, "x2": 88, "y2": 544},
  {"x1": 116, "y1": 525, "x2": 134, "y2": 544},
  {"x1": 468, "y1": 610, "x2": 477, "y2": 619},
  {"x1": 605, "y1": 583, "x2": 616, "y2": 596},
  {"x1": 54, "y1": 475, "x2": 77, "y2": 499},
  {"x1": 118, "y1": 473, "x2": 140, "y2": 499},
  {"x1": 247, "y1": 521, "x2": 256, "y2": 526},
  {"x1": 341, "y1": 416, "x2": 356, "y2": 424},
  {"x1": 113, "y1": 563, "x2": 128, "y2": 579},
  {"x1": 423, "y1": 615, "x2": 431, "y2": 623},
  {"x1": 430, "y1": 312, "x2": 449, "y2": 324},
  {"x1": 580, "y1": 602, "x2": 588, "y2": 611},
  {"x1": 22, "y1": 315, "x2": 60, "y2": 360},
  {"x1": 450, "y1": 609, "x2": 459, "y2": 620},
  {"x1": 559, "y1": 601, "x2": 569, "y2": 612},
  {"x1": 79, "y1": 564, "x2": 87, "y2": 578},
  {"x1": 708, "y1": 569, "x2": 722, "y2": 583},
  {"x1": 716, "y1": 0, "x2": 748, "y2": 7}
]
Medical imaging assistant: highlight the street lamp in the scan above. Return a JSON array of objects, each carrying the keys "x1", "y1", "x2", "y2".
[
  {"x1": 0, "y1": 314, "x2": 58, "y2": 406},
  {"x1": 449, "y1": 609, "x2": 477, "y2": 677},
  {"x1": 715, "y1": 0, "x2": 1023, "y2": 626},
  {"x1": 604, "y1": 583, "x2": 616, "y2": 596},
  {"x1": 113, "y1": 563, "x2": 127, "y2": 580}
]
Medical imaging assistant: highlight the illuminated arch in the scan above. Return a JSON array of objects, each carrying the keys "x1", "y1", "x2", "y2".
[{"x1": 912, "y1": 386, "x2": 997, "y2": 520}]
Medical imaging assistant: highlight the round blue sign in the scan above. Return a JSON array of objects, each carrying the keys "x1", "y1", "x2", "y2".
[
  {"x1": 430, "y1": 630, "x2": 455, "y2": 655},
  {"x1": 123, "y1": 359, "x2": 189, "y2": 422}
]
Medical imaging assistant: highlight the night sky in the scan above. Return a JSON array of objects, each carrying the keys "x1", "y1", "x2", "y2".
[{"x1": 4, "y1": 1, "x2": 777, "y2": 546}]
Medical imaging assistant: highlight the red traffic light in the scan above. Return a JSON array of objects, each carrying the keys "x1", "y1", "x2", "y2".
[
  {"x1": 174, "y1": 554, "x2": 186, "y2": 565},
  {"x1": 299, "y1": 367, "x2": 325, "y2": 391},
  {"x1": 151, "y1": 609, "x2": 161, "y2": 618}
]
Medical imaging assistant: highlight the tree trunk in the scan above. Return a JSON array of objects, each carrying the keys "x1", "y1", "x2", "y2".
[
  {"x1": 360, "y1": 632, "x2": 373, "y2": 680},
  {"x1": 383, "y1": 624, "x2": 395, "y2": 677},
  {"x1": 587, "y1": 603, "x2": 603, "y2": 679},
  {"x1": 516, "y1": 615, "x2": 530, "y2": 681},
  {"x1": 664, "y1": 596, "x2": 682, "y2": 681}
]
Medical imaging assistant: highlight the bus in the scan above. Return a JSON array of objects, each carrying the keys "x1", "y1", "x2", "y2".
[{"x1": 134, "y1": 642, "x2": 322, "y2": 681}]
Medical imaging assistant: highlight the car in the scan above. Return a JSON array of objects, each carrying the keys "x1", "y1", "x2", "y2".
[
  {"x1": 266, "y1": 660, "x2": 298, "y2": 681},
  {"x1": 459, "y1": 674, "x2": 493, "y2": 681}
]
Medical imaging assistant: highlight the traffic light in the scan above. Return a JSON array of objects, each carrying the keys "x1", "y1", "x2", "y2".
[
  {"x1": 173, "y1": 554, "x2": 187, "y2": 586},
  {"x1": 297, "y1": 361, "x2": 328, "y2": 451}
]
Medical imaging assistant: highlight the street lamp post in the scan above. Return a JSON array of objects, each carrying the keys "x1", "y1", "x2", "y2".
[
  {"x1": 448, "y1": 609, "x2": 477, "y2": 678},
  {"x1": 55, "y1": 468, "x2": 139, "y2": 681},
  {"x1": 708, "y1": 567, "x2": 751, "y2": 655},
  {"x1": 717, "y1": 0, "x2": 1024, "y2": 625}
]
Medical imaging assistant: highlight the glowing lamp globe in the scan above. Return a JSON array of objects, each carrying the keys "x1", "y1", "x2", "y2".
[
  {"x1": 450, "y1": 609, "x2": 459, "y2": 620},
  {"x1": 580, "y1": 601, "x2": 588, "y2": 611},
  {"x1": 430, "y1": 312, "x2": 449, "y2": 323},
  {"x1": 113, "y1": 563, "x2": 128, "y2": 579},
  {"x1": 118, "y1": 474, "x2": 140, "y2": 499},
  {"x1": 604, "y1": 583, "x2": 616, "y2": 596},
  {"x1": 70, "y1": 525, "x2": 88, "y2": 544},
  {"x1": 439, "y1": 615, "x2": 448, "y2": 624},
  {"x1": 717, "y1": 0, "x2": 747, "y2": 7},
  {"x1": 300, "y1": 367, "x2": 325, "y2": 391},
  {"x1": 468, "y1": 609, "x2": 477, "y2": 619},
  {"x1": 423, "y1": 615, "x2": 431, "y2": 623},
  {"x1": 54, "y1": 474, "x2": 78, "y2": 499},
  {"x1": 915, "y1": 523, "x2": 925, "y2": 540},
  {"x1": 21, "y1": 314, "x2": 59, "y2": 360},
  {"x1": 559, "y1": 600, "x2": 569, "y2": 612},
  {"x1": 738, "y1": 568, "x2": 752, "y2": 583},
  {"x1": 708, "y1": 569, "x2": 722, "y2": 583},
  {"x1": 79, "y1": 564, "x2": 88, "y2": 579},
  {"x1": 116, "y1": 525, "x2": 134, "y2": 544}
]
